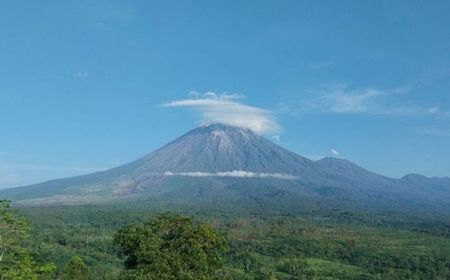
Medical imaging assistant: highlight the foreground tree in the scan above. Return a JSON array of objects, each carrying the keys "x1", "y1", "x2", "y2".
[
  {"x1": 114, "y1": 213, "x2": 227, "y2": 280},
  {"x1": 0, "y1": 200, "x2": 55, "y2": 279},
  {"x1": 62, "y1": 256, "x2": 89, "y2": 280}
]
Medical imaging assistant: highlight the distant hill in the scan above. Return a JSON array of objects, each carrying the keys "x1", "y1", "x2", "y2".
[{"x1": 2, "y1": 124, "x2": 450, "y2": 212}]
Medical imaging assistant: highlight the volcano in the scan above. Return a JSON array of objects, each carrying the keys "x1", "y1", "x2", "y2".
[{"x1": 2, "y1": 124, "x2": 450, "y2": 212}]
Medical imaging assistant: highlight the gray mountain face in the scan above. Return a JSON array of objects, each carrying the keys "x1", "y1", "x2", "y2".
[
  {"x1": 1, "y1": 124, "x2": 449, "y2": 212},
  {"x1": 134, "y1": 124, "x2": 315, "y2": 174}
]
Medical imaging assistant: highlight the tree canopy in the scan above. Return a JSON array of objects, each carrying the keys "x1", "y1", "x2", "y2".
[
  {"x1": 114, "y1": 212, "x2": 227, "y2": 280},
  {"x1": 62, "y1": 256, "x2": 89, "y2": 280},
  {"x1": 0, "y1": 200, "x2": 55, "y2": 279}
]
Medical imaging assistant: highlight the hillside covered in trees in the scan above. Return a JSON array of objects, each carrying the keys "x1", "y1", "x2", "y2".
[{"x1": 2, "y1": 200, "x2": 450, "y2": 279}]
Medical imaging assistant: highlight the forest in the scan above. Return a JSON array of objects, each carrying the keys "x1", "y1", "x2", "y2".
[{"x1": 2, "y1": 199, "x2": 450, "y2": 279}]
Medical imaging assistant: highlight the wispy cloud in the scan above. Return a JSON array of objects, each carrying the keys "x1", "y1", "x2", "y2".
[
  {"x1": 163, "y1": 91, "x2": 281, "y2": 134},
  {"x1": 320, "y1": 87, "x2": 383, "y2": 113},
  {"x1": 162, "y1": 170, "x2": 298, "y2": 180},
  {"x1": 285, "y1": 84, "x2": 447, "y2": 118},
  {"x1": 310, "y1": 84, "x2": 408, "y2": 114},
  {"x1": 72, "y1": 72, "x2": 89, "y2": 79}
]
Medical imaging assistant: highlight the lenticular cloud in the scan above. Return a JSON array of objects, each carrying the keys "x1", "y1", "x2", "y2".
[
  {"x1": 162, "y1": 170, "x2": 298, "y2": 180},
  {"x1": 163, "y1": 92, "x2": 281, "y2": 134}
]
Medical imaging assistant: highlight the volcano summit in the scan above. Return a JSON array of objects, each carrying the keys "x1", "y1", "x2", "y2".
[{"x1": 2, "y1": 124, "x2": 450, "y2": 212}]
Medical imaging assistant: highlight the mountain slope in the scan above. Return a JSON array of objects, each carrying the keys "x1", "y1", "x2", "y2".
[
  {"x1": 1, "y1": 124, "x2": 449, "y2": 212},
  {"x1": 136, "y1": 124, "x2": 315, "y2": 173},
  {"x1": 1, "y1": 124, "x2": 320, "y2": 201}
]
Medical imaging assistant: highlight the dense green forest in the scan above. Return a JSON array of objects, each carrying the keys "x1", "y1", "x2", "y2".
[{"x1": 2, "y1": 200, "x2": 450, "y2": 279}]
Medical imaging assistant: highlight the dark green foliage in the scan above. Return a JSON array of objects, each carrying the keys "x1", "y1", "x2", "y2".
[
  {"x1": 0, "y1": 200, "x2": 55, "y2": 279},
  {"x1": 114, "y1": 213, "x2": 227, "y2": 279},
  {"x1": 62, "y1": 256, "x2": 89, "y2": 280},
  {"x1": 14, "y1": 203, "x2": 450, "y2": 279}
]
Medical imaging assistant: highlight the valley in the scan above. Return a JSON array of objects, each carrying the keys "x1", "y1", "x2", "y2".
[{"x1": 20, "y1": 202, "x2": 450, "y2": 279}]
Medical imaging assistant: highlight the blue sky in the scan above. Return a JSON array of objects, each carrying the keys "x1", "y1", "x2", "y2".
[{"x1": 1, "y1": 0, "x2": 450, "y2": 188}]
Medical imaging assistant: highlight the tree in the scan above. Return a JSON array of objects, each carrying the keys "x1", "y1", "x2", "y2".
[
  {"x1": 267, "y1": 271, "x2": 278, "y2": 280},
  {"x1": 0, "y1": 199, "x2": 55, "y2": 279},
  {"x1": 62, "y1": 256, "x2": 89, "y2": 280},
  {"x1": 114, "y1": 212, "x2": 227, "y2": 280}
]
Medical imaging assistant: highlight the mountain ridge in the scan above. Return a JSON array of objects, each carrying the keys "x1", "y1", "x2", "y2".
[{"x1": 1, "y1": 124, "x2": 449, "y2": 212}]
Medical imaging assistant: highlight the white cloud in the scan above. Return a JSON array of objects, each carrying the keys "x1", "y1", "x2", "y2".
[
  {"x1": 323, "y1": 89, "x2": 379, "y2": 113},
  {"x1": 330, "y1": 149, "x2": 340, "y2": 157},
  {"x1": 288, "y1": 84, "x2": 448, "y2": 118},
  {"x1": 161, "y1": 170, "x2": 298, "y2": 180},
  {"x1": 163, "y1": 92, "x2": 281, "y2": 134},
  {"x1": 72, "y1": 72, "x2": 89, "y2": 79},
  {"x1": 311, "y1": 84, "x2": 404, "y2": 113}
]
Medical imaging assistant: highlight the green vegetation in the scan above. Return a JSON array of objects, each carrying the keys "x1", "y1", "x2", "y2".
[
  {"x1": 62, "y1": 256, "x2": 89, "y2": 280},
  {"x1": 114, "y1": 213, "x2": 226, "y2": 279},
  {"x1": 4, "y1": 201, "x2": 450, "y2": 279},
  {"x1": 0, "y1": 200, "x2": 55, "y2": 279}
]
